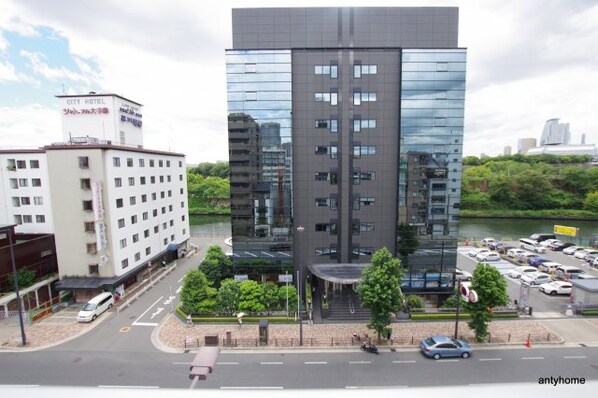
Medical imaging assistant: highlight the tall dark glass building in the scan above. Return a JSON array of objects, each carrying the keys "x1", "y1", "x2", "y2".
[{"x1": 226, "y1": 7, "x2": 466, "y2": 305}]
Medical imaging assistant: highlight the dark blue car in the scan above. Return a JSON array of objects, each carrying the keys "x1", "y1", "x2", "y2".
[
  {"x1": 420, "y1": 335, "x2": 472, "y2": 360},
  {"x1": 529, "y1": 256, "x2": 547, "y2": 268}
]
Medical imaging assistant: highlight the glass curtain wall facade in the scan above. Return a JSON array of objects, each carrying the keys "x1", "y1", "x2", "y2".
[
  {"x1": 226, "y1": 50, "x2": 294, "y2": 272},
  {"x1": 398, "y1": 49, "x2": 466, "y2": 297}
]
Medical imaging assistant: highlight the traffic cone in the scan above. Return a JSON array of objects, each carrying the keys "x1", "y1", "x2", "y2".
[{"x1": 525, "y1": 337, "x2": 531, "y2": 348}]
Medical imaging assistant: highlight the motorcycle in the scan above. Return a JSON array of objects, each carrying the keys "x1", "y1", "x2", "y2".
[{"x1": 360, "y1": 342, "x2": 379, "y2": 354}]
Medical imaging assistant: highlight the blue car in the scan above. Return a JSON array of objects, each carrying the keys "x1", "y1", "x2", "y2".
[
  {"x1": 529, "y1": 257, "x2": 547, "y2": 268},
  {"x1": 420, "y1": 335, "x2": 472, "y2": 360}
]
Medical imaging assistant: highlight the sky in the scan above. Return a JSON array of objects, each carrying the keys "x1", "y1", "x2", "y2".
[{"x1": 1, "y1": 0, "x2": 597, "y2": 164}]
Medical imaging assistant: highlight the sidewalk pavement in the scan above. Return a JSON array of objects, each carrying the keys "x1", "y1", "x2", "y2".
[{"x1": 4, "y1": 309, "x2": 598, "y2": 353}]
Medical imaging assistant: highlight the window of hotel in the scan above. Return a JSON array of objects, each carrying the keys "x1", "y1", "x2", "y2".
[
  {"x1": 353, "y1": 64, "x2": 377, "y2": 78},
  {"x1": 144, "y1": 229, "x2": 150, "y2": 238},
  {"x1": 134, "y1": 252, "x2": 141, "y2": 262},
  {"x1": 166, "y1": 160, "x2": 170, "y2": 167},
  {"x1": 18, "y1": 178, "x2": 28, "y2": 187},
  {"x1": 140, "y1": 176, "x2": 146, "y2": 185},
  {"x1": 179, "y1": 161, "x2": 182, "y2": 167},
  {"x1": 79, "y1": 156, "x2": 89, "y2": 168},
  {"x1": 169, "y1": 205, "x2": 173, "y2": 212},
  {"x1": 149, "y1": 159, "x2": 155, "y2": 167},
  {"x1": 139, "y1": 158, "x2": 145, "y2": 167},
  {"x1": 141, "y1": 194, "x2": 147, "y2": 203},
  {"x1": 161, "y1": 191, "x2": 165, "y2": 199},
  {"x1": 82, "y1": 200, "x2": 93, "y2": 211},
  {"x1": 314, "y1": 65, "x2": 338, "y2": 78},
  {"x1": 20, "y1": 197, "x2": 30, "y2": 205},
  {"x1": 143, "y1": 212, "x2": 148, "y2": 220},
  {"x1": 12, "y1": 197, "x2": 20, "y2": 207},
  {"x1": 9, "y1": 178, "x2": 18, "y2": 189},
  {"x1": 118, "y1": 218, "x2": 125, "y2": 228},
  {"x1": 153, "y1": 209, "x2": 158, "y2": 217},
  {"x1": 159, "y1": 160, "x2": 163, "y2": 167},
  {"x1": 315, "y1": 92, "x2": 337, "y2": 105},
  {"x1": 353, "y1": 92, "x2": 376, "y2": 105},
  {"x1": 129, "y1": 196, "x2": 136, "y2": 205},
  {"x1": 80, "y1": 178, "x2": 91, "y2": 190},
  {"x1": 116, "y1": 198, "x2": 123, "y2": 208},
  {"x1": 353, "y1": 145, "x2": 376, "y2": 158},
  {"x1": 89, "y1": 264, "x2": 99, "y2": 275},
  {"x1": 127, "y1": 158, "x2": 133, "y2": 167},
  {"x1": 163, "y1": 238, "x2": 168, "y2": 245},
  {"x1": 181, "y1": 201, "x2": 185, "y2": 208},
  {"x1": 29, "y1": 160, "x2": 40, "y2": 168},
  {"x1": 159, "y1": 176, "x2": 164, "y2": 183},
  {"x1": 113, "y1": 157, "x2": 121, "y2": 167},
  {"x1": 161, "y1": 206, "x2": 166, "y2": 214},
  {"x1": 23, "y1": 215, "x2": 32, "y2": 223},
  {"x1": 162, "y1": 222, "x2": 167, "y2": 229},
  {"x1": 87, "y1": 243, "x2": 97, "y2": 254},
  {"x1": 151, "y1": 176, "x2": 156, "y2": 184},
  {"x1": 15, "y1": 160, "x2": 26, "y2": 169},
  {"x1": 31, "y1": 178, "x2": 41, "y2": 187},
  {"x1": 115, "y1": 178, "x2": 122, "y2": 187},
  {"x1": 128, "y1": 177, "x2": 135, "y2": 186},
  {"x1": 154, "y1": 225, "x2": 159, "y2": 233},
  {"x1": 131, "y1": 215, "x2": 137, "y2": 224},
  {"x1": 168, "y1": 190, "x2": 172, "y2": 197},
  {"x1": 145, "y1": 247, "x2": 151, "y2": 255},
  {"x1": 84, "y1": 222, "x2": 95, "y2": 232},
  {"x1": 121, "y1": 259, "x2": 129, "y2": 269},
  {"x1": 14, "y1": 215, "x2": 22, "y2": 224},
  {"x1": 120, "y1": 238, "x2": 127, "y2": 249},
  {"x1": 36, "y1": 215, "x2": 45, "y2": 223},
  {"x1": 167, "y1": 175, "x2": 171, "y2": 182},
  {"x1": 169, "y1": 220, "x2": 174, "y2": 227},
  {"x1": 132, "y1": 233, "x2": 139, "y2": 243},
  {"x1": 353, "y1": 119, "x2": 376, "y2": 132}
]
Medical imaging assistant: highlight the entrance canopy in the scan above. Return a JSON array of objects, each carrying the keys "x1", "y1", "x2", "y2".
[{"x1": 307, "y1": 263, "x2": 369, "y2": 284}]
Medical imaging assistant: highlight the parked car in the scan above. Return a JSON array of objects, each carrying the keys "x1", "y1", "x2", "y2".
[
  {"x1": 539, "y1": 281, "x2": 572, "y2": 296},
  {"x1": 269, "y1": 242, "x2": 291, "y2": 251},
  {"x1": 593, "y1": 258, "x2": 598, "y2": 268},
  {"x1": 467, "y1": 248, "x2": 490, "y2": 257},
  {"x1": 507, "y1": 248, "x2": 526, "y2": 258},
  {"x1": 550, "y1": 241, "x2": 575, "y2": 251},
  {"x1": 574, "y1": 273, "x2": 597, "y2": 280},
  {"x1": 496, "y1": 243, "x2": 513, "y2": 254},
  {"x1": 529, "y1": 233, "x2": 557, "y2": 243},
  {"x1": 420, "y1": 335, "x2": 472, "y2": 360},
  {"x1": 481, "y1": 237, "x2": 496, "y2": 247},
  {"x1": 539, "y1": 239, "x2": 560, "y2": 248},
  {"x1": 487, "y1": 241, "x2": 501, "y2": 251},
  {"x1": 476, "y1": 252, "x2": 501, "y2": 262},
  {"x1": 517, "y1": 252, "x2": 541, "y2": 264},
  {"x1": 554, "y1": 265, "x2": 585, "y2": 281},
  {"x1": 528, "y1": 257, "x2": 548, "y2": 268},
  {"x1": 455, "y1": 268, "x2": 472, "y2": 281},
  {"x1": 583, "y1": 251, "x2": 598, "y2": 263},
  {"x1": 537, "y1": 262, "x2": 562, "y2": 273},
  {"x1": 507, "y1": 266, "x2": 537, "y2": 279},
  {"x1": 563, "y1": 246, "x2": 585, "y2": 255},
  {"x1": 77, "y1": 292, "x2": 114, "y2": 323},
  {"x1": 520, "y1": 272, "x2": 552, "y2": 285}
]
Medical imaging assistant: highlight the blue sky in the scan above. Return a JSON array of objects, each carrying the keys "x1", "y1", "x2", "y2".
[{"x1": 1, "y1": 0, "x2": 597, "y2": 163}]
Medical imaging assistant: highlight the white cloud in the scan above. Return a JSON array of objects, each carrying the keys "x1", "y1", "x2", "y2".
[
  {"x1": 19, "y1": 50, "x2": 93, "y2": 83},
  {"x1": 0, "y1": 104, "x2": 61, "y2": 148},
  {"x1": 0, "y1": 59, "x2": 38, "y2": 85}
]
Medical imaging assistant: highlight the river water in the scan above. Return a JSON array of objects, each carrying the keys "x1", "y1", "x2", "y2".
[{"x1": 189, "y1": 215, "x2": 598, "y2": 247}]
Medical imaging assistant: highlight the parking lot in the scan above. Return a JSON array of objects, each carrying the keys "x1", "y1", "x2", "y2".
[{"x1": 457, "y1": 241, "x2": 598, "y2": 317}]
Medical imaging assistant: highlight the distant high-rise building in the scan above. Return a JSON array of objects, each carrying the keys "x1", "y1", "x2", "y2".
[
  {"x1": 518, "y1": 138, "x2": 537, "y2": 154},
  {"x1": 540, "y1": 118, "x2": 570, "y2": 146},
  {"x1": 226, "y1": 7, "x2": 466, "y2": 301},
  {"x1": 503, "y1": 146, "x2": 512, "y2": 155}
]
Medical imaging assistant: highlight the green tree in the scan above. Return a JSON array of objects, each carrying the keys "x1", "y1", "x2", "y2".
[
  {"x1": 180, "y1": 270, "x2": 217, "y2": 314},
  {"x1": 277, "y1": 285, "x2": 298, "y2": 314},
  {"x1": 512, "y1": 170, "x2": 552, "y2": 209},
  {"x1": 357, "y1": 247, "x2": 405, "y2": 342},
  {"x1": 7, "y1": 269, "x2": 37, "y2": 291},
  {"x1": 216, "y1": 278, "x2": 240, "y2": 316},
  {"x1": 262, "y1": 282, "x2": 280, "y2": 312},
  {"x1": 238, "y1": 280, "x2": 266, "y2": 314},
  {"x1": 405, "y1": 295, "x2": 424, "y2": 312},
  {"x1": 465, "y1": 263, "x2": 509, "y2": 342},
  {"x1": 583, "y1": 191, "x2": 598, "y2": 212},
  {"x1": 199, "y1": 246, "x2": 232, "y2": 287}
]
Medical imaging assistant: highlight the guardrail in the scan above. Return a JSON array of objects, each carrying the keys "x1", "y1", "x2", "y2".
[{"x1": 116, "y1": 262, "x2": 177, "y2": 314}]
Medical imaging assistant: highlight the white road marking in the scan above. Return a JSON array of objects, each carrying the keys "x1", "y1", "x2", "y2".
[
  {"x1": 521, "y1": 357, "x2": 544, "y2": 360},
  {"x1": 132, "y1": 322, "x2": 158, "y2": 326},
  {"x1": 349, "y1": 360, "x2": 372, "y2": 364},
  {"x1": 261, "y1": 251, "x2": 275, "y2": 257},
  {"x1": 98, "y1": 385, "x2": 159, "y2": 389},
  {"x1": 260, "y1": 361, "x2": 283, "y2": 365},
  {"x1": 479, "y1": 358, "x2": 502, "y2": 361},
  {"x1": 392, "y1": 360, "x2": 416, "y2": 364},
  {"x1": 217, "y1": 362, "x2": 240, "y2": 365},
  {"x1": 346, "y1": 386, "x2": 407, "y2": 389},
  {"x1": 563, "y1": 356, "x2": 587, "y2": 359},
  {"x1": 132, "y1": 296, "x2": 163, "y2": 325},
  {"x1": 177, "y1": 275, "x2": 185, "y2": 283},
  {"x1": 176, "y1": 286, "x2": 182, "y2": 294},
  {"x1": 244, "y1": 251, "x2": 257, "y2": 257},
  {"x1": 150, "y1": 307, "x2": 164, "y2": 319},
  {"x1": 0, "y1": 385, "x2": 40, "y2": 388},
  {"x1": 304, "y1": 361, "x2": 328, "y2": 365},
  {"x1": 435, "y1": 359, "x2": 459, "y2": 362},
  {"x1": 221, "y1": 386, "x2": 283, "y2": 390},
  {"x1": 163, "y1": 296, "x2": 176, "y2": 305}
]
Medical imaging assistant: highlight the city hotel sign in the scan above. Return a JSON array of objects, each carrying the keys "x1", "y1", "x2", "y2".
[{"x1": 62, "y1": 97, "x2": 110, "y2": 115}]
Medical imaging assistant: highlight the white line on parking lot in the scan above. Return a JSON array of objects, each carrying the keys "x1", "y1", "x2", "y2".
[
  {"x1": 563, "y1": 356, "x2": 587, "y2": 359},
  {"x1": 392, "y1": 360, "x2": 416, "y2": 364},
  {"x1": 479, "y1": 358, "x2": 502, "y2": 361},
  {"x1": 304, "y1": 361, "x2": 328, "y2": 364},
  {"x1": 260, "y1": 361, "x2": 283, "y2": 365},
  {"x1": 349, "y1": 360, "x2": 372, "y2": 364},
  {"x1": 217, "y1": 362, "x2": 241, "y2": 365},
  {"x1": 521, "y1": 357, "x2": 544, "y2": 360}
]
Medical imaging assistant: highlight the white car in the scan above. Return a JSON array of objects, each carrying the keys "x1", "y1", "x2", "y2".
[
  {"x1": 507, "y1": 248, "x2": 526, "y2": 258},
  {"x1": 476, "y1": 252, "x2": 501, "y2": 262},
  {"x1": 455, "y1": 268, "x2": 472, "y2": 281},
  {"x1": 593, "y1": 258, "x2": 598, "y2": 268},
  {"x1": 574, "y1": 249, "x2": 595, "y2": 259},
  {"x1": 467, "y1": 248, "x2": 490, "y2": 257},
  {"x1": 574, "y1": 273, "x2": 597, "y2": 280},
  {"x1": 539, "y1": 281, "x2": 572, "y2": 296},
  {"x1": 537, "y1": 261, "x2": 561, "y2": 273},
  {"x1": 520, "y1": 272, "x2": 552, "y2": 285},
  {"x1": 507, "y1": 266, "x2": 537, "y2": 279},
  {"x1": 563, "y1": 246, "x2": 585, "y2": 255},
  {"x1": 481, "y1": 237, "x2": 496, "y2": 246},
  {"x1": 539, "y1": 239, "x2": 560, "y2": 248}
]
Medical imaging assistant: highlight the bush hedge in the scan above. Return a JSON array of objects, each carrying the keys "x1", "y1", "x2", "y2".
[
  {"x1": 176, "y1": 303, "x2": 296, "y2": 324},
  {"x1": 410, "y1": 312, "x2": 518, "y2": 321},
  {"x1": 580, "y1": 310, "x2": 598, "y2": 316}
]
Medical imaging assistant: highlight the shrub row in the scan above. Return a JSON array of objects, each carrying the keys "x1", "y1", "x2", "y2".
[
  {"x1": 580, "y1": 310, "x2": 598, "y2": 316},
  {"x1": 410, "y1": 312, "x2": 518, "y2": 321},
  {"x1": 176, "y1": 303, "x2": 296, "y2": 324}
]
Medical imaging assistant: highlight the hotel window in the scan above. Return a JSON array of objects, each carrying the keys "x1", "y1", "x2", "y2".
[
  {"x1": 14, "y1": 215, "x2": 22, "y2": 224},
  {"x1": 146, "y1": 247, "x2": 151, "y2": 255},
  {"x1": 128, "y1": 177, "x2": 135, "y2": 186},
  {"x1": 168, "y1": 205, "x2": 173, "y2": 212},
  {"x1": 87, "y1": 243, "x2": 97, "y2": 254},
  {"x1": 315, "y1": 91, "x2": 337, "y2": 105},
  {"x1": 154, "y1": 225, "x2": 159, "y2": 233},
  {"x1": 80, "y1": 178, "x2": 91, "y2": 190},
  {"x1": 151, "y1": 176, "x2": 156, "y2": 184},
  {"x1": 314, "y1": 64, "x2": 338, "y2": 78},
  {"x1": 120, "y1": 238, "x2": 127, "y2": 249},
  {"x1": 118, "y1": 218, "x2": 125, "y2": 228},
  {"x1": 9, "y1": 178, "x2": 18, "y2": 188},
  {"x1": 12, "y1": 197, "x2": 20, "y2": 207},
  {"x1": 166, "y1": 160, "x2": 170, "y2": 167},
  {"x1": 36, "y1": 215, "x2": 45, "y2": 223},
  {"x1": 132, "y1": 233, "x2": 139, "y2": 243},
  {"x1": 159, "y1": 160, "x2": 163, "y2": 167},
  {"x1": 129, "y1": 196, "x2": 136, "y2": 205},
  {"x1": 115, "y1": 178, "x2": 122, "y2": 187},
  {"x1": 31, "y1": 178, "x2": 41, "y2": 187},
  {"x1": 167, "y1": 175, "x2": 171, "y2": 182},
  {"x1": 18, "y1": 178, "x2": 28, "y2": 187},
  {"x1": 113, "y1": 157, "x2": 121, "y2": 167},
  {"x1": 163, "y1": 238, "x2": 168, "y2": 245},
  {"x1": 139, "y1": 158, "x2": 145, "y2": 167},
  {"x1": 353, "y1": 64, "x2": 377, "y2": 78},
  {"x1": 179, "y1": 161, "x2": 182, "y2": 167},
  {"x1": 121, "y1": 258, "x2": 129, "y2": 269},
  {"x1": 89, "y1": 264, "x2": 99, "y2": 275},
  {"x1": 134, "y1": 252, "x2": 141, "y2": 262},
  {"x1": 23, "y1": 215, "x2": 32, "y2": 223},
  {"x1": 143, "y1": 211, "x2": 149, "y2": 220},
  {"x1": 169, "y1": 219, "x2": 174, "y2": 227},
  {"x1": 149, "y1": 159, "x2": 155, "y2": 167},
  {"x1": 84, "y1": 222, "x2": 95, "y2": 232},
  {"x1": 82, "y1": 200, "x2": 93, "y2": 211},
  {"x1": 141, "y1": 194, "x2": 147, "y2": 203},
  {"x1": 144, "y1": 229, "x2": 150, "y2": 238},
  {"x1": 353, "y1": 92, "x2": 376, "y2": 105},
  {"x1": 127, "y1": 158, "x2": 133, "y2": 167},
  {"x1": 181, "y1": 201, "x2": 185, "y2": 208},
  {"x1": 353, "y1": 119, "x2": 376, "y2": 132},
  {"x1": 153, "y1": 209, "x2": 158, "y2": 217},
  {"x1": 161, "y1": 206, "x2": 166, "y2": 214},
  {"x1": 131, "y1": 215, "x2": 138, "y2": 224},
  {"x1": 79, "y1": 156, "x2": 89, "y2": 168},
  {"x1": 140, "y1": 176, "x2": 146, "y2": 185},
  {"x1": 159, "y1": 176, "x2": 164, "y2": 183},
  {"x1": 30, "y1": 160, "x2": 40, "y2": 168},
  {"x1": 353, "y1": 145, "x2": 376, "y2": 158},
  {"x1": 116, "y1": 198, "x2": 123, "y2": 208},
  {"x1": 16, "y1": 160, "x2": 26, "y2": 169},
  {"x1": 20, "y1": 197, "x2": 31, "y2": 205},
  {"x1": 161, "y1": 191, "x2": 165, "y2": 199},
  {"x1": 168, "y1": 190, "x2": 172, "y2": 197}
]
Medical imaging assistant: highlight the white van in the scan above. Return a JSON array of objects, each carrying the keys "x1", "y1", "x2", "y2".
[
  {"x1": 538, "y1": 262, "x2": 561, "y2": 273},
  {"x1": 519, "y1": 238, "x2": 546, "y2": 253},
  {"x1": 77, "y1": 292, "x2": 114, "y2": 323}
]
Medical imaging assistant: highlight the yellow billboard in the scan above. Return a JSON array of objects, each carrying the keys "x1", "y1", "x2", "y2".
[{"x1": 553, "y1": 225, "x2": 578, "y2": 237}]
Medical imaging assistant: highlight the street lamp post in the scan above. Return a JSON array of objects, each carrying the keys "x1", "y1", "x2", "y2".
[
  {"x1": 3, "y1": 226, "x2": 27, "y2": 345},
  {"x1": 296, "y1": 225, "x2": 305, "y2": 346},
  {"x1": 454, "y1": 277, "x2": 461, "y2": 339},
  {"x1": 285, "y1": 271, "x2": 289, "y2": 318}
]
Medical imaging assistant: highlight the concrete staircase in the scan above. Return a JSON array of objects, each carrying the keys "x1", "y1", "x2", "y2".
[{"x1": 324, "y1": 292, "x2": 371, "y2": 322}]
